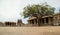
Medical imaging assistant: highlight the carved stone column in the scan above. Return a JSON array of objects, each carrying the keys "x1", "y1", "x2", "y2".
[
  {"x1": 48, "y1": 18, "x2": 51, "y2": 24},
  {"x1": 44, "y1": 18, "x2": 46, "y2": 24},
  {"x1": 37, "y1": 19, "x2": 38, "y2": 25},
  {"x1": 30, "y1": 20, "x2": 33, "y2": 26},
  {"x1": 28, "y1": 20, "x2": 30, "y2": 24},
  {"x1": 30, "y1": 20, "x2": 32, "y2": 24},
  {"x1": 34, "y1": 19, "x2": 37, "y2": 26},
  {"x1": 34, "y1": 20, "x2": 36, "y2": 24}
]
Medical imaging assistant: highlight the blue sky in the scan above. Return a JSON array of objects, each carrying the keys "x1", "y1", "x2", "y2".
[{"x1": 0, "y1": 0, "x2": 60, "y2": 24}]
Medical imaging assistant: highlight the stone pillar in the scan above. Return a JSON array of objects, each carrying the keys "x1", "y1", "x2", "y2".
[
  {"x1": 48, "y1": 18, "x2": 51, "y2": 24},
  {"x1": 34, "y1": 19, "x2": 35, "y2": 24},
  {"x1": 28, "y1": 20, "x2": 31, "y2": 24},
  {"x1": 44, "y1": 18, "x2": 46, "y2": 24},
  {"x1": 31, "y1": 20, "x2": 34, "y2": 26},
  {"x1": 27, "y1": 20, "x2": 31, "y2": 26},
  {"x1": 30, "y1": 20, "x2": 32, "y2": 24},
  {"x1": 40, "y1": 19, "x2": 42, "y2": 24},
  {"x1": 37, "y1": 19, "x2": 41, "y2": 26},
  {"x1": 37, "y1": 19, "x2": 38, "y2": 24},
  {"x1": 34, "y1": 19, "x2": 37, "y2": 26}
]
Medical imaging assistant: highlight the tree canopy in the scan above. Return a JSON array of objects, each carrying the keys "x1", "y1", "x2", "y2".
[{"x1": 22, "y1": 3, "x2": 55, "y2": 18}]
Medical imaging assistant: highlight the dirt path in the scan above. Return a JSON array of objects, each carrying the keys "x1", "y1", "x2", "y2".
[{"x1": 0, "y1": 26, "x2": 60, "y2": 35}]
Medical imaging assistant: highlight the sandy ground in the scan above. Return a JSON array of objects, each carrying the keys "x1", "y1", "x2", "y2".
[{"x1": 0, "y1": 26, "x2": 60, "y2": 35}]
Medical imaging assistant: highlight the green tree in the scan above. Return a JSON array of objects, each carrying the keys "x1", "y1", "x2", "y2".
[
  {"x1": 21, "y1": 3, "x2": 55, "y2": 26},
  {"x1": 22, "y1": 3, "x2": 55, "y2": 18}
]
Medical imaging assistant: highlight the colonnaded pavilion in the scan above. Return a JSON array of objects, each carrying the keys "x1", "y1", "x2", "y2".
[{"x1": 28, "y1": 13, "x2": 60, "y2": 26}]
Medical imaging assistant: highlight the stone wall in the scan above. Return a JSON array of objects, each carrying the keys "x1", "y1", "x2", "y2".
[{"x1": 0, "y1": 22, "x2": 4, "y2": 27}]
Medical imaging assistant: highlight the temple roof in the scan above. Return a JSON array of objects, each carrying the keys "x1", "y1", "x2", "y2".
[
  {"x1": 28, "y1": 17, "x2": 37, "y2": 20},
  {"x1": 42, "y1": 15, "x2": 53, "y2": 18},
  {"x1": 28, "y1": 15, "x2": 53, "y2": 20}
]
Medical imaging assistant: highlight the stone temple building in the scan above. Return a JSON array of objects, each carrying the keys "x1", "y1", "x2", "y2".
[
  {"x1": 4, "y1": 22, "x2": 16, "y2": 26},
  {"x1": 0, "y1": 22, "x2": 4, "y2": 26},
  {"x1": 28, "y1": 13, "x2": 60, "y2": 26},
  {"x1": 17, "y1": 19, "x2": 22, "y2": 26},
  {"x1": 0, "y1": 19, "x2": 22, "y2": 27}
]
